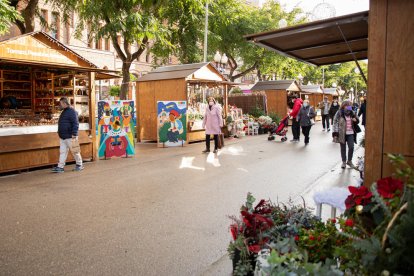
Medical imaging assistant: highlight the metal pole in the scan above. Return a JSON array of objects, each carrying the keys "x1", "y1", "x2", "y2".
[
  {"x1": 203, "y1": 1, "x2": 209, "y2": 62},
  {"x1": 336, "y1": 24, "x2": 368, "y2": 85}
]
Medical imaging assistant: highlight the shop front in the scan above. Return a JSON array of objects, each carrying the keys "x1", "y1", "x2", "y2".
[
  {"x1": 250, "y1": 80, "x2": 301, "y2": 118},
  {"x1": 0, "y1": 31, "x2": 118, "y2": 173},
  {"x1": 136, "y1": 62, "x2": 233, "y2": 143}
]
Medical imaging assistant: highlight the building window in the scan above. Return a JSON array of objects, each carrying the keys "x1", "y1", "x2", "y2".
[
  {"x1": 105, "y1": 38, "x2": 110, "y2": 51},
  {"x1": 41, "y1": 9, "x2": 48, "y2": 31},
  {"x1": 51, "y1": 12, "x2": 60, "y2": 40},
  {"x1": 64, "y1": 22, "x2": 70, "y2": 44},
  {"x1": 145, "y1": 52, "x2": 151, "y2": 63},
  {"x1": 95, "y1": 38, "x2": 102, "y2": 50}
]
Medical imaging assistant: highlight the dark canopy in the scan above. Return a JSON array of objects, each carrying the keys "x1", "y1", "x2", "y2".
[{"x1": 245, "y1": 11, "x2": 368, "y2": 66}]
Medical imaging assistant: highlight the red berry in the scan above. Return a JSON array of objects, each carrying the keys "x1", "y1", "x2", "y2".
[
  {"x1": 331, "y1": 218, "x2": 337, "y2": 224},
  {"x1": 309, "y1": 235, "x2": 315, "y2": 240},
  {"x1": 294, "y1": 235, "x2": 299, "y2": 241}
]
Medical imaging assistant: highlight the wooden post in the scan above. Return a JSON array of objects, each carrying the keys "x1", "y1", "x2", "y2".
[
  {"x1": 88, "y1": 72, "x2": 97, "y2": 161},
  {"x1": 364, "y1": 0, "x2": 388, "y2": 186},
  {"x1": 136, "y1": 81, "x2": 141, "y2": 142}
]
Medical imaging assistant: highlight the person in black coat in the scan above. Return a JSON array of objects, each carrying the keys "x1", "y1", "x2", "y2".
[
  {"x1": 329, "y1": 99, "x2": 340, "y2": 125},
  {"x1": 52, "y1": 97, "x2": 83, "y2": 173},
  {"x1": 358, "y1": 98, "x2": 366, "y2": 128}
]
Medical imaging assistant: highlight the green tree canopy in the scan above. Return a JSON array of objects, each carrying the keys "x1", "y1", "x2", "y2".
[{"x1": 0, "y1": 0, "x2": 22, "y2": 35}]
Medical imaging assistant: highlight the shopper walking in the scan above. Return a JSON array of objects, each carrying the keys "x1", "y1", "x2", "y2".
[
  {"x1": 318, "y1": 96, "x2": 331, "y2": 131},
  {"x1": 202, "y1": 97, "x2": 223, "y2": 153},
  {"x1": 358, "y1": 98, "x2": 366, "y2": 129},
  {"x1": 52, "y1": 97, "x2": 83, "y2": 173},
  {"x1": 329, "y1": 98, "x2": 340, "y2": 125},
  {"x1": 333, "y1": 100, "x2": 360, "y2": 169},
  {"x1": 289, "y1": 95, "x2": 303, "y2": 142},
  {"x1": 297, "y1": 100, "x2": 316, "y2": 146}
]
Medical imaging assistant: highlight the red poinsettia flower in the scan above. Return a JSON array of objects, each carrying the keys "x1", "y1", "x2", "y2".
[
  {"x1": 248, "y1": 244, "x2": 261, "y2": 253},
  {"x1": 345, "y1": 186, "x2": 372, "y2": 209},
  {"x1": 376, "y1": 177, "x2": 404, "y2": 199},
  {"x1": 345, "y1": 219, "x2": 354, "y2": 227}
]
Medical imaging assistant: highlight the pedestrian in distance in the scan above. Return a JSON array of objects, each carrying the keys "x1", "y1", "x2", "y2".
[
  {"x1": 318, "y1": 95, "x2": 331, "y2": 131},
  {"x1": 329, "y1": 98, "x2": 340, "y2": 125},
  {"x1": 52, "y1": 97, "x2": 83, "y2": 173},
  {"x1": 332, "y1": 100, "x2": 360, "y2": 169},
  {"x1": 297, "y1": 99, "x2": 316, "y2": 146},
  {"x1": 358, "y1": 97, "x2": 366, "y2": 129},
  {"x1": 289, "y1": 95, "x2": 303, "y2": 143},
  {"x1": 202, "y1": 97, "x2": 223, "y2": 154}
]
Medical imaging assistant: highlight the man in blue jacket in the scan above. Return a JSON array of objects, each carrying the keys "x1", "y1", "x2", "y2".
[{"x1": 52, "y1": 97, "x2": 83, "y2": 173}]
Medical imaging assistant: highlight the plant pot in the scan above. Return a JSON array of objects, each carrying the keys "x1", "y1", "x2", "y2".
[{"x1": 232, "y1": 249, "x2": 256, "y2": 276}]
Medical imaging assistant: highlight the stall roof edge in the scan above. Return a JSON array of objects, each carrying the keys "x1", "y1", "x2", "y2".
[
  {"x1": 0, "y1": 31, "x2": 100, "y2": 69},
  {"x1": 244, "y1": 11, "x2": 369, "y2": 66},
  {"x1": 137, "y1": 62, "x2": 227, "y2": 82},
  {"x1": 251, "y1": 80, "x2": 300, "y2": 91}
]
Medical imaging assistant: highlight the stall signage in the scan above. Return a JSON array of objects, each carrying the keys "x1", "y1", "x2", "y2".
[
  {"x1": 5, "y1": 47, "x2": 66, "y2": 60},
  {"x1": 0, "y1": 35, "x2": 81, "y2": 66}
]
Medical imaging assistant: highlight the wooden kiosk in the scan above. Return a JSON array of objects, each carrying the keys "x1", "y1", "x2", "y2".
[
  {"x1": 300, "y1": 84, "x2": 324, "y2": 108},
  {"x1": 250, "y1": 80, "x2": 301, "y2": 118},
  {"x1": 322, "y1": 88, "x2": 339, "y2": 101},
  {"x1": 0, "y1": 31, "x2": 118, "y2": 173},
  {"x1": 136, "y1": 62, "x2": 232, "y2": 142}
]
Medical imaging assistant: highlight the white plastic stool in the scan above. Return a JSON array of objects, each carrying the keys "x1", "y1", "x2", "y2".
[{"x1": 313, "y1": 187, "x2": 349, "y2": 218}]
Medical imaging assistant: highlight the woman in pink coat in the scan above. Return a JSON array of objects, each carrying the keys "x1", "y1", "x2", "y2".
[{"x1": 202, "y1": 97, "x2": 223, "y2": 153}]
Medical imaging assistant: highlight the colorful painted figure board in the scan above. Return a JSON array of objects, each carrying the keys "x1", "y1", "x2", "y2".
[
  {"x1": 97, "y1": 100, "x2": 136, "y2": 158},
  {"x1": 157, "y1": 101, "x2": 187, "y2": 147}
]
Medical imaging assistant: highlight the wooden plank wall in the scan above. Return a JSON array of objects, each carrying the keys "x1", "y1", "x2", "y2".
[
  {"x1": 137, "y1": 79, "x2": 186, "y2": 141},
  {"x1": 228, "y1": 94, "x2": 267, "y2": 115},
  {"x1": 365, "y1": 0, "x2": 414, "y2": 185},
  {"x1": 0, "y1": 131, "x2": 93, "y2": 172},
  {"x1": 265, "y1": 90, "x2": 287, "y2": 118}
]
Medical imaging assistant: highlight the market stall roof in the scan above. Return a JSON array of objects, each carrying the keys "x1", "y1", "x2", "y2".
[
  {"x1": 251, "y1": 80, "x2": 300, "y2": 91},
  {"x1": 323, "y1": 88, "x2": 339, "y2": 95},
  {"x1": 0, "y1": 31, "x2": 119, "y2": 76},
  {"x1": 301, "y1": 84, "x2": 323, "y2": 93},
  {"x1": 244, "y1": 11, "x2": 368, "y2": 66},
  {"x1": 137, "y1": 62, "x2": 228, "y2": 83}
]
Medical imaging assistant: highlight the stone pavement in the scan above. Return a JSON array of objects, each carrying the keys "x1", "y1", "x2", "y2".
[{"x1": 0, "y1": 124, "x2": 363, "y2": 276}]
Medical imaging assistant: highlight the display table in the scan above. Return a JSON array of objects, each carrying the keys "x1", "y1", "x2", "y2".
[{"x1": 0, "y1": 123, "x2": 89, "y2": 136}]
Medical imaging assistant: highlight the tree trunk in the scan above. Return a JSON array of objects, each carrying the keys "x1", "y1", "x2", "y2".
[
  {"x1": 121, "y1": 62, "x2": 131, "y2": 100},
  {"x1": 19, "y1": 0, "x2": 38, "y2": 33}
]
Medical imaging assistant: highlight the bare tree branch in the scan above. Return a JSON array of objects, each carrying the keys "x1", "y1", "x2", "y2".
[
  {"x1": 231, "y1": 61, "x2": 258, "y2": 82},
  {"x1": 131, "y1": 37, "x2": 149, "y2": 61}
]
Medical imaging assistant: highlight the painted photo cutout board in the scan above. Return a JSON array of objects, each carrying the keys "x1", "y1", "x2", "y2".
[
  {"x1": 157, "y1": 101, "x2": 187, "y2": 147},
  {"x1": 97, "y1": 100, "x2": 136, "y2": 159}
]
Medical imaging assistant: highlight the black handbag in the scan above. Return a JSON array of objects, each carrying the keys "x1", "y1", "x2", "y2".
[{"x1": 354, "y1": 123, "x2": 362, "y2": 133}]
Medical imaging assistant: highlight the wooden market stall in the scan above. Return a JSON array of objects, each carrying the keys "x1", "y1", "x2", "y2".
[
  {"x1": 250, "y1": 80, "x2": 301, "y2": 118},
  {"x1": 300, "y1": 84, "x2": 324, "y2": 108},
  {"x1": 0, "y1": 31, "x2": 118, "y2": 173},
  {"x1": 321, "y1": 87, "x2": 339, "y2": 101},
  {"x1": 136, "y1": 62, "x2": 233, "y2": 142}
]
